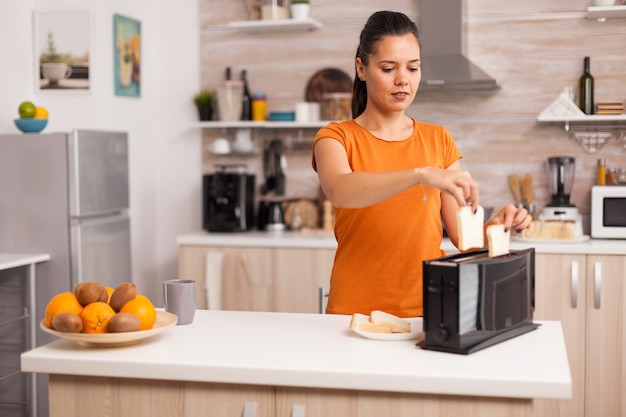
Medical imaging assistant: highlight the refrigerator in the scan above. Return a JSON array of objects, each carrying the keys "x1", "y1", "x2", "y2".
[{"x1": 0, "y1": 129, "x2": 132, "y2": 417}]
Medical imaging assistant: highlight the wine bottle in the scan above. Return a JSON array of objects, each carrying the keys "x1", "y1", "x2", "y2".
[
  {"x1": 578, "y1": 57, "x2": 594, "y2": 115},
  {"x1": 240, "y1": 69, "x2": 252, "y2": 121}
]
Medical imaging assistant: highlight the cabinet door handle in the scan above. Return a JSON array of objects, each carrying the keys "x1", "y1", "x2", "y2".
[
  {"x1": 318, "y1": 287, "x2": 329, "y2": 314},
  {"x1": 243, "y1": 401, "x2": 257, "y2": 417},
  {"x1": 239, "y1": 252, "x2": 252, "y2": 284},
  {"x1": 594, "y1": 261, "x2": 602, "y2": 309},
  {"x1": 292, "y1": 404, "x2": 306, "y2": 417},
  {"x1": 571, "y1": 261, "x2": 578, "y2": 309}
]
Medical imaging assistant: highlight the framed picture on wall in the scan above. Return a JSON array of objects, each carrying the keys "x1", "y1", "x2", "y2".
[
  {"x1": 113, "y1": 14, "x2": 141, "y2": 97},
  {"x1": 33, "y1": 9, "x2": 92, "y2": 93}
]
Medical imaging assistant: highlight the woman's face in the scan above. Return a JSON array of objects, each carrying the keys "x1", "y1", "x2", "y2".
[{"x1": 357, "y1": 33, "x2": 421, "y2": 114}]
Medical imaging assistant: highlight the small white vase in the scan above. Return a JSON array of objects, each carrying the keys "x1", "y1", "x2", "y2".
[{"x1": 290, "y1": 4, "x2": 310, "y2": 20}]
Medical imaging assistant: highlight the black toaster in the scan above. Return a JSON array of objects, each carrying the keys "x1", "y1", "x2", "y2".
[{"x1": 419, "y1": 248, "x2": 539, "y2": 354}]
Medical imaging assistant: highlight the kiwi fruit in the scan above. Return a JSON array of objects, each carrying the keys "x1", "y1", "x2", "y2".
[
  {"x1": 74, "y1": 281, "x2": 109, "y2": 306},
  {"x1": 109, "y1": 282, "x2": 138, "y2": 312},
  {"x1": 107, "y1": 312, "x2": 141, "y2": 333},
  {"x1": 51, "y1": 312, "x2": 83, "y2": 333}
]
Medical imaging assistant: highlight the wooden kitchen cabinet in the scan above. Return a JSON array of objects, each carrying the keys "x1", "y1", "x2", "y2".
[
  {"x1": 178, "y1": 245, "x2": 335, "y2": 313},
  {"x1": 178, "y1": 246, "x2": 273, "y2": 311},
  {"x1": 272, "y1": 248, "x2": 334, "y2": 313},
  {"x1": 275, "y1": 387, "x2": 356, "y2": 416},
  {"x1": 533, "y1": 254, "x2": 586, "y2": 417},
  {"x1": 49, "y1": 375, "x2": 276, "y2": 417},
  {"x1": 584, "y1": 255, "x2": 626, "y2": 417},
  {"x1": 50, "y1": 375, "x2": 533, "y2": 417},
  {"x1": 275, "y1": 387, "x2": 532, "y2": 417},
  {"x1": 533, "y1": 253, "x2": 626, "y2": 417}
]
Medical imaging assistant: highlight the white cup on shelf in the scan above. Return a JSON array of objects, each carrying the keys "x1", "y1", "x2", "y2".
[
  {"x1": 295, "y1": 102, "x2": 310, "y2": 122},
  {"x1": 233, "y1": 129, "x2": 254, "y2": 153},
  {"x1": 210, "y1": 138, "x2": 231, "y2": 154}
]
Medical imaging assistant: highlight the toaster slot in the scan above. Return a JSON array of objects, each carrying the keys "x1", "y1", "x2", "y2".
[{"x1": 424, "y1": 266, "x2": 458, "y2": 345}]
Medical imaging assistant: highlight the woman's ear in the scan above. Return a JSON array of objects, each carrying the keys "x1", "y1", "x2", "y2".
[{"x1": 355, "y1": 57, "x2": 365, "y2": 81}]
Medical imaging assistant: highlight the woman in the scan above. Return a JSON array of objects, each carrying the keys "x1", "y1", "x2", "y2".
[{"x1": 312, "y1": 11, "x2": 532, "y2": 317}]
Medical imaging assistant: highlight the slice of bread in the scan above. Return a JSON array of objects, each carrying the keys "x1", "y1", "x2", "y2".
[
  {"x1": 486, "y1": 224, "x2": 510, "y2": 257},
  {"x1": 457, "y1": 205, "x2": 485, "y2": 251},
  {"x1": 370, "y1": 310, "x2": 411, "y2": 333},
  {"x1": 349, "y1": 313, "x2": 392, "y2": 334}
]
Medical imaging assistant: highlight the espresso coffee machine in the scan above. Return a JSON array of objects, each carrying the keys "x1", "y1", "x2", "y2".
[
  {"x1": 538, "y1": 156, "x2": 583, "y2": 236},
  {"x1": 203, "y1": 164, "x2": 255, "y2": 232}
]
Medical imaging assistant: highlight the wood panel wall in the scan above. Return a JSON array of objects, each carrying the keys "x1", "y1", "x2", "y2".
[{"x1": 198, "y1": 0, "x2": 626, "y2": 233}]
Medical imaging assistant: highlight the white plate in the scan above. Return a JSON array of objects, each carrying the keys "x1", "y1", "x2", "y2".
[
  {"x1": 512, "y1": 235, "x2": 590, "y2": 244},
  {"x1": 351, "y1": 317, "x2": 424, "y2": 341},
  {"x1": 40, "y1": 311, "x2": 177, "y2": 347}
]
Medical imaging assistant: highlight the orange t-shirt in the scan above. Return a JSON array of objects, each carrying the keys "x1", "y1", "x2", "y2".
[{"x1": 312, "y1": 119, "x2": 462, "y2": 317}]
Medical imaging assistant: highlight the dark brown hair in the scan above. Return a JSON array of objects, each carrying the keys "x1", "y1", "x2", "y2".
[{"x1": 352, "y1": 11, "x2": 420, "y2": 118}]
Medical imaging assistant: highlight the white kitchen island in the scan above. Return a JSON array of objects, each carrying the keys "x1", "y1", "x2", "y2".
[{"x1": 21, "y1": 310, "x2": 571, "y2": 417}]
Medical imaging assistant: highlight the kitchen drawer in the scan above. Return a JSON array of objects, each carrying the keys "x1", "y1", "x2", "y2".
[
  {"x1": 0, "y1": 368, "x2": 27, "y2": 404},
  {"x1": 0, "y1": 268, "x2": 28, "y2": 323}
]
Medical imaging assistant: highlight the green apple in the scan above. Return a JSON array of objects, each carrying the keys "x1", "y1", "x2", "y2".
[{"x1": 18, "y1": 101, "x2": 36, "y2": 118}]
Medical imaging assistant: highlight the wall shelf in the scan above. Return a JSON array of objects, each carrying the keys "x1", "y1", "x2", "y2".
[
  {"x1": 538, "y1": 113, "x2": 626, "y2": 125},
  {"x1": 587, "y1": 5, "x2": 626, "y2": 20},
  {"x1": 537, "y1": 89, "x2": 626, "y2": 153},
  {"x1": 228, "y1": 18, "x2": 323, "y2": 33},
  {"x1": 192, "y1": 120, "x2": 331, "y2": 130}
]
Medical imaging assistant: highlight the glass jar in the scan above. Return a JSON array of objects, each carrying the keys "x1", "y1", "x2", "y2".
[
  {"x1": 261, "y1": 0, "x2": 289, "y2": 20},
  {"x1": 597, "y1": 158, "x2": 606, "y2": 185},
  {"x1": 606, "y1": 168, "x2": 618, "y2": 185},
  {"x1": 321, "y1": 92, "x2": 352, "y2": 121},
  {"x1": 618, "y1": 168, "x2": 626, "y2": 184},
  {"x1": 251, "y1": 93, "x2": 267, "y2": 121}
]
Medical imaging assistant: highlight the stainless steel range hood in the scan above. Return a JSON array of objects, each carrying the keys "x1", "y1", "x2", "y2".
[{"x1": 418, "y1": 0, "x2": 500, "y2": 91}]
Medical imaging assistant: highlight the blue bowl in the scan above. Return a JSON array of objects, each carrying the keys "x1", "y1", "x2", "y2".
[
  {"x1": 268, "y1": 111, "x2": 296, "y2": 122},
  {"x1": 14, "y1": 118, "x2": 48, "y2": 133}
]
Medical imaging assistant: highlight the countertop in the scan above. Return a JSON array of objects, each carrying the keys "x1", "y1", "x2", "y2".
[
  {"x1": 22, "y1": 310, "x2": 571, "y2": 400},
  {"x1": 0, "y1": 253, "x2": 51, "y2": 271},
  {"x1": 176, "y1": 230, "x2": 626, "y2": 255}
]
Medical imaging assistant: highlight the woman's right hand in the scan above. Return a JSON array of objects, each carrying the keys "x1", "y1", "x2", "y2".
[{"x1": 421, "y1": 165, "x2": 480, "y2": 211}]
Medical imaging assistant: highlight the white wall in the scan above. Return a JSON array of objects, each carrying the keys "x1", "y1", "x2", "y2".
[{"x1": 0, "y1": 0, "x2": 201, "y2": 304}]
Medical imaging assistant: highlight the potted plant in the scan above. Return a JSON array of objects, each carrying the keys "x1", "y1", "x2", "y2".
[
  {"x1": 290, "y1": 0, "x2": 310, "y2": 20},
  {"x1": 193, "y1": 89, "x2": 215, "y2": 121}
]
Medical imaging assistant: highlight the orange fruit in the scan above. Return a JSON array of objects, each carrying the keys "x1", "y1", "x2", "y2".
[
  {"x1": 44, "y1": 292, "x2": 84, "y2": 329},
  {"x1": 105, "y1": 286, "x2": 114, "y2": 303},
  {"x1": 79, "y1": 302, "x2": 116, "y2": 334},
  {"x1": 120, "y1": 295, "x2": 157, "y2": 331},
  {"x1": 34, "y1": 106, "x2": 48, "y2": 119}
]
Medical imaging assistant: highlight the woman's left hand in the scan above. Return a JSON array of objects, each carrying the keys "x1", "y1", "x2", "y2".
[{"x1": 486, "y1": 204, "x2": 533, "y2": 237}]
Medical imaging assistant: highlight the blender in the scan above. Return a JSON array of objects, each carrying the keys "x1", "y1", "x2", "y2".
[{"x1": 538, "y1": 156, "x2": 583, "y2": 236}]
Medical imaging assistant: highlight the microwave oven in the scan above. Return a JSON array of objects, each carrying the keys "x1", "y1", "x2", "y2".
[{"x1": 591, "y1": 185, "x2": 626, "y2": 239}]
